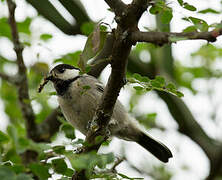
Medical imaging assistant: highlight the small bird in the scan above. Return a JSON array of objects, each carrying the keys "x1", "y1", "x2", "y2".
[{"x1": 41, "y1": 64, "x2": 172, "y2": 163}]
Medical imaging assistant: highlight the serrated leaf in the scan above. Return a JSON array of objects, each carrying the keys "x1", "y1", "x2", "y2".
[
  {"x1": 61, "y1": 124, "x2": 75, "y2": 139},
  {"x1": 141, "y1": 76, "x2": 150, "y2": 82},
  {"x1": 155, "y1": 76, "x2": 165, "y2": 86},
  {"x1": 198, "y1": 8, "x2": 220, "y2": 14},
  {"x1": 183, "y1": 3, "x2": 196, "y2": 11},
  {"x1": 166, "y1": 83, "x2": 176, "y2": 90},
  {"x1": 133, "y1": 73, "x2": 142, "y2": 81},
  {"x1": 52, "y1": 158, "x2": 67, "y2": 174},
  {"x1": 161, "y1": 8, "x2": 173, "y2": 24},
  {"x1": 40, "y1": 34, "x2": 53, "y2": 41},
  {"x1": 133, "y1": 86, "x2": 143, "y2": 91}
]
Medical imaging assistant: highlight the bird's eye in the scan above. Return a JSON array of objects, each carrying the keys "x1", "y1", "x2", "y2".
[{"x1": 58, "y1": 68, "x2": 65, "y2": 73}]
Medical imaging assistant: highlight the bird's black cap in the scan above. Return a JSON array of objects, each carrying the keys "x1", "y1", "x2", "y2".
[{"x1": 50, "y1": 64, "x2": 79, "y2": 73}]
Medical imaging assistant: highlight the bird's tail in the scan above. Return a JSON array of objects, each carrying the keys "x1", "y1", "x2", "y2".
[{"x1": 136, "y1": 132, "x2": 173, "y2": 163}]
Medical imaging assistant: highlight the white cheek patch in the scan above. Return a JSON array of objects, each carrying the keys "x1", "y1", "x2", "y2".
[{"x1": 60, "y1": 69, "x2": 79, "y2": 80}]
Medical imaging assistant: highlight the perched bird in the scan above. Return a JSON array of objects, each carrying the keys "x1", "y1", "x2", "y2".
[{"x1": 43, "y1": 64, "x2": 172, "y2": 162}]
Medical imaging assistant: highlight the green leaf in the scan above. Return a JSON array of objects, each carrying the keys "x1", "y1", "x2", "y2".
[
  {"x1": 9, "y1": 164, "x2": 25, "y2": 174},
  {"x1": 166, "y1": 83, "x2": 176, "y2": 91},
  {"x1": 183, "y1": 3, "x2": 196, "y2": 11},
  {"x1": 182, "y1": 26, "x2": 197, "y2": 33},
  {"x1": 52, "y1": 158, "x2": 67, "y2": 174},
  {"x1": 118, "y1": 173, "x2": 143, "y2": 180},
  {"x1": 175, "y1": 91, "x2": 184, "y2": 97},
  {"x1": 29, "y1": 163, "x2": 50, "y2": 180},
  {"x1": 78, "y1": 24, "x2": 107, "y2": 72},
  {"x1": 0, "y1": 17, "x2": 31, "y2": 38},
  {"x1": 52, "y1": 145, "x2": 66, "y2": 154},
  {"x1": 133, "y1": 86, "x2": 143, "y2": 91},
  {"x1": 198, "y1": 8, "x2": 220, "y2": 14},
  {"x1": 16, "y1": 173, "x2": 33, "y2": 180},
  {"x1": 0, "y1": 18, "x2": 11, "y2": 38},
  {"x1": 64, "y1": 168, "x2": 74, "y2": 177},
  {"x1": 0, "y1": 131, "x2": 9, "y2": 144},
  {"x1": 149, "y1": 5, "x2": 161, "y2": 14},
  {"x1": 0, "y1": 166, "x2": 16, "y2": 180},
  {"x1": 17, "y1": 18, "x2": 32, "y2": 35},
  {"x1": 161, "y1": 8, "x2": 173, "y2": 24},
  {"x1": 155, "y1": 76, "x2": 165, "y2": 86},
  {"x1": 60, "y1": 124, "x2": 75, "y2": 139},
  {"x1": 132, "y1": 73, "x2": 142, "y2": 81},
  {"x1": 40, "y1": 34, "x2": 53, "y2": 41},
  {"x1": 189, "y1": 16, "x2": 208, "y2": 32},
  {"x1": 3, "y1": 149, "x2": 21, "y2": 164},
  {"x1": 177, "y1": 0, "x2": 183, "y2": 6},
  {"x1": 48, "y1": 91, "x2": 57, "y2": 96},
  {"x1": 81, "y1": 22, "x2": 95, "y2": 36},
  {"x1": 67, "y1": 152, "x2": 114, "y2": 172},
  {"x1": 141, "y1": 76, "x2": 150, "y2": 82}
]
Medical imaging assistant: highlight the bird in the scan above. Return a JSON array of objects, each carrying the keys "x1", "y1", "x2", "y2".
[{"x1": 42, "y1": 64, "x2": 173, "y2": 163}]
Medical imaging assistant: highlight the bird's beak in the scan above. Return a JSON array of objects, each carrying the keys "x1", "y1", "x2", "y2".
[
  {"x1": 45, "y1": 71, "x2": 55, "y2": 81},
  {"x1": 38, "y1": 71, "x2": 55, "y2": 93}
]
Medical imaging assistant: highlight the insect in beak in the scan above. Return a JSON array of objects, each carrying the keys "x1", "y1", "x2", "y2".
[{"x1": 38, "y1": 72, "x2": 53, "y2": 93}]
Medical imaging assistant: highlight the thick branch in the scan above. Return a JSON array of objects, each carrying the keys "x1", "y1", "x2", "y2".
[
  {"x1": 6, "y1": 0, "x2": 36, "y2": 140},
  {"x1": 131, "y1": 29, "x2": 222, "y2": 45},
  {"x1": 76, "y1": 0, "x2": 151, "y2": 173},
  {"x1": 104, "y1": 0, "x2": 127, "y2": 16}
]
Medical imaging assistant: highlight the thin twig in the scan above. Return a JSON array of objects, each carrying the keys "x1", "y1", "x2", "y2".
[
  {"x1": 131, "y1": 29, "x2": 222, "y2": 45},
  {"x1": 0, "y1": 72, "x2": 17, "y2": 84},
  {"x1": 6, "y1": 0, "x2": 37, "y2": 140}
]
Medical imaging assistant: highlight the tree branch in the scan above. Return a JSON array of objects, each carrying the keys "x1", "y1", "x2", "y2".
[
  {"x1": 6, "y1": 0, "x2": 37, "y2": 140},
  {"x1": 0, "y1": 72, "x2": 17, "y2": 84},
  {"x1": 74, "y1": 1, "x2": 151, "y2": 178},
  {"x1": 131, "y1": 29, "x2": 222, "y2": 45},
  {"x1": 104, "y1": 0, "x2": 127, "y2": 16}
]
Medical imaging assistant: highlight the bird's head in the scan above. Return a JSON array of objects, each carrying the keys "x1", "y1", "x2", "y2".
[
  {"x1": 46, "y1": 64, "x2": 80, "y2": 82},
  {"x1": 38, "y1": 64, "x2": 80, "y2": 93}
]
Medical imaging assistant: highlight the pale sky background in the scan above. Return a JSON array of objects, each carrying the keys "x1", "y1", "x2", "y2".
[{"x1": 0, "y1": 0, "x2": 222, "y2": 179}]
